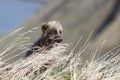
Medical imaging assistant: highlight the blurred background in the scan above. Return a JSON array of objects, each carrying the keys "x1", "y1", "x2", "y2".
[
  {"x1": 0, "y1": 0, "x2": 43, "y2": 34},
  {"x1": 0, "y1": 0, "x2": 120, "y2": 63}
]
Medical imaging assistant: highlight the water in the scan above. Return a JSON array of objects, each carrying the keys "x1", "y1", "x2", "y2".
[{"x1": 0, "y1": 0, "x2": 42, "y2": 34}]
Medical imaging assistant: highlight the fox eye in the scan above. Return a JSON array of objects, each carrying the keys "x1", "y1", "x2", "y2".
[{"x1": 59, "y1": 30, "x2": 62, "y2": 34}]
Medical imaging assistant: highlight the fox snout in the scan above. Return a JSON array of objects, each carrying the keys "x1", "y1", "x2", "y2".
[{"x1": 54, "y1": 35, "x2": 63, "y2": 43}]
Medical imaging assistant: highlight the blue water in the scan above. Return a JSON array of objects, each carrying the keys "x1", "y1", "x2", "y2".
[{"x1": 0, "y1": 0, "x2": 41, "y2": 34}]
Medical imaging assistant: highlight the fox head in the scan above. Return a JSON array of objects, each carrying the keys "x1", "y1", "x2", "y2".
[{"x1": 41, "y1": 21, "x2": 63, "y2": 46}]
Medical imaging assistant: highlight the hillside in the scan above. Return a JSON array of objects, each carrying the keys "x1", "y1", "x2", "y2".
[
  {"x1": 0, "y1": 0, "x2": 119, "y2": 63},
  {"x1": 0, "y1": 34, "x2": 6, "y2": 39}
]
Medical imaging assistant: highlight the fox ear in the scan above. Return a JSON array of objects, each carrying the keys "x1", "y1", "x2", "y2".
[{"x1": 41, "y1": 23, "x2": 49, "y2": 32}]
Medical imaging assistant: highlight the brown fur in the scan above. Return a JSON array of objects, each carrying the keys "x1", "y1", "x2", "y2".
[{"x1": 25, "y1": 21, "x2": 63, "y2": 58}]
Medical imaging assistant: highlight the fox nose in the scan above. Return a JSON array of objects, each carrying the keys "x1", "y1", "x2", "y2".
[{"x1": 56, "y1": 38, "x2": 63, "y2": 43}]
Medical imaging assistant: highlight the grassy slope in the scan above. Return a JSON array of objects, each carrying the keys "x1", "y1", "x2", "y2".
[{"x1": 0, "y1": 35, "x2": 120, "y2": 80}]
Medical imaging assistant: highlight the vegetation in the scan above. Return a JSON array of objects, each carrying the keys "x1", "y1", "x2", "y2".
[{"x1": 0, "y1": 27, "x2": 120, "y2": 80}]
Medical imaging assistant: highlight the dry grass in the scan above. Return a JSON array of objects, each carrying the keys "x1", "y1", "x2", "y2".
[
  {"x1": 0, "y1": 43, "x2": 69, "y2": 80},
  {"x1": 0, "y1": 27, "x2": 120, "y2": 80}
]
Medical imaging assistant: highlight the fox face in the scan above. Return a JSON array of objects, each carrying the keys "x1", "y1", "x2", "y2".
[{"x1": 41, "y1": 21, "x2": 63, "y2": 46}]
